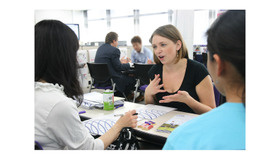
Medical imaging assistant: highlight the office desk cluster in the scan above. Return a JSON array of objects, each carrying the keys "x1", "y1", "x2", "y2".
[{"x1": 78, "y1": 101, "x2": 198, "y2": 149}]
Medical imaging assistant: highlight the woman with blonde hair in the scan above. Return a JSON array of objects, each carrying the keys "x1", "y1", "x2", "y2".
[{"x1": 145, "y1": 24, "x2": 216, "y2": 114}]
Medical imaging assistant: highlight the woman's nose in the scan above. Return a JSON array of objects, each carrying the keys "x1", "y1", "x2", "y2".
[{"x1": 154, "y1": 47, "x2": 161, "y2": 54}]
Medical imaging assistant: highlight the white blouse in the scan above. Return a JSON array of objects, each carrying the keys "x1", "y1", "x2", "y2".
[{"x1": 35, "y1": 82, "x2": 104, "y2": 150}]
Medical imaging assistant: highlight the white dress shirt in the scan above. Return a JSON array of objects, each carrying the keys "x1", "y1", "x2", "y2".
[
  {"x1": 35, "y1": 82, "x2": 104, "y2": 150},
  {"x1": 131, "y1": 47, "x2": 153, "y2": 64}
]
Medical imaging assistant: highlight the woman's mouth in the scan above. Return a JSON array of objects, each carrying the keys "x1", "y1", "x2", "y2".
[{"x1": 158, "y1": 55, "x2": 165, "y2": 60}]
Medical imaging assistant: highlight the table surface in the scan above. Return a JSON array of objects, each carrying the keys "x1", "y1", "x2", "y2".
[{"x1": 78, "y1": 101, "x2": 198, "y2": 139}]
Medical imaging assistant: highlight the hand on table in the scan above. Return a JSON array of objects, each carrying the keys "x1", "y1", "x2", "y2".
[
  {"x1": 115, "y1": 110, "x2": 138, "y2": 128},
  {"x1": 120, "y1": 56, "x2": 131, "y2": 64}
]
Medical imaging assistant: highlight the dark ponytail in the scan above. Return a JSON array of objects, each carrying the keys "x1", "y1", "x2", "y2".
[{"x1": 207, "y1": 10, "x2": 245, "y2": 105}]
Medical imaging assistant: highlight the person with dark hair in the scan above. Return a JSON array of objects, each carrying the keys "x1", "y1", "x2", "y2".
[
  {"x1": 105, "y1": 32, "x2": 119, "y2": 44},
  {"x1": 95, "y1": 32, "x2": 136, "y2": 99},
  {"x1": 35, "y1": 20, "x2": 138, "y2": 150},
  {"x1": 163, "y1": 10, "x2": 245, "y2": 150},
  {"x1": 131, "y1": 36, "x2": 153, "y2": 64},
  {"x1": 145, "y1": 24, "x2": 216, "y2": 114}
]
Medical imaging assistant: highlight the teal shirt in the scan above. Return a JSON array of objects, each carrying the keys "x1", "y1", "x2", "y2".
[{"x1": 163, "y1": 103, "x2": 245, "y2": 150}]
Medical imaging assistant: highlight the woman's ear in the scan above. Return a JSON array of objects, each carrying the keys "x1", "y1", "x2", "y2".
[
  {"x1": 213, "y1": 54, "x2": 225, "y2": 76},
  {"x1": 176, "y1": 40, "x2": 182, "y2": 51}
]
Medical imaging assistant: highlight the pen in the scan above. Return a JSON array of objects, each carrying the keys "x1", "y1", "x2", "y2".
[
  {"x1": 115, "y1": 104, "x2": 124, "y2": 109},
  {"x1": 114, "y1": 113, "x2": 138, "y2": 117},
  {"x1": 79, "y1": 111, "x2": 86, "y2": 114}
]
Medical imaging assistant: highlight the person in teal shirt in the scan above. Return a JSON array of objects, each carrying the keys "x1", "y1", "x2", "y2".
[{"x1": 163, "y1": 10, "x2": 245, "y2": 150}]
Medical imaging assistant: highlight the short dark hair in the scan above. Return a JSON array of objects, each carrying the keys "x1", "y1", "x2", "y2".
[
  {"x1": 131, "y1": 36, "x2": 142, "y2": 44},
  {"x1": 105, "y1": 32, "x2": 118, "y2": 44},
  {"x1": 207, "y1": 10, "x2": 245, "y2": 79},
  {"x1": 35, "y1": 19, "x2": 83, "y2": 105}
]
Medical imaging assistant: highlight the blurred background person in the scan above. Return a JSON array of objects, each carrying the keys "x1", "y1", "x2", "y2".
[
  {"x1": 131, "y1": 36, "x2": 154, "y2": 64},
  {"x1": 95, "y1": 32, "x2": 136, "y2": 100}
]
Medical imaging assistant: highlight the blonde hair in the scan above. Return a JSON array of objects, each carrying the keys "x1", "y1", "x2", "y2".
[{"x1": 149, "y1": 24, "x2": 189, "y2": 64}]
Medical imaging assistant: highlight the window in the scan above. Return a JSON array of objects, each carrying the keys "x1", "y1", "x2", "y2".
[
  {"x1": 88, "y1": 20, "x2": 107, "y2": 42},
  {"x1": 87, "y1": 10, "x2": 107, "y2": 42},
  {"x1": 139, "y1": 14, "x2": 170, "y2": 45},
  {"x1": 110, "y1": 17, "x2": 134, "y2": 44},
  {"x1": 193, "y1": 10, "x2": 209, "y2": 45},
  {"x1": 86, "y1": 9, "x2": 172, "y2": 46}
]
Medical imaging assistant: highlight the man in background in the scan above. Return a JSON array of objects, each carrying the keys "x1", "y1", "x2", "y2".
[
  {"x1": 95, "y1": 32, "x2": 135, "y2": 100},
  {"x1": 131, "y1": 36, "x2": 153, "y2": 64}
]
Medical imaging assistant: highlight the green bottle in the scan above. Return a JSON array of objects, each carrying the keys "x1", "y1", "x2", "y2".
[{"x1": 103, "y1": 90, "x2": 114, "y2": 111}]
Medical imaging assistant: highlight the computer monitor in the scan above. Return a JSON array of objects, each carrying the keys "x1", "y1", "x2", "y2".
[{"x1": 66, "y1": 24, "x2": 80, "y2": 40}]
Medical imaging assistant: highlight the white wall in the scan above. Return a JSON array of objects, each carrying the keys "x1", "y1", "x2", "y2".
[{"x1": 172, "y1": 10, "x2": 194, "y2": 59}]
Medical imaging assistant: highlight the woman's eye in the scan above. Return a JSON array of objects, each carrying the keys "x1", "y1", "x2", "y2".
[
  {"x1": 152, "y1": 45, "x2": 157, "y2": 49},
  {"x1": 161, "y1": 44, "x2": 166, "y2": 47}
]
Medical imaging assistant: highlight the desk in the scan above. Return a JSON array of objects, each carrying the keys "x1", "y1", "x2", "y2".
[
  {"x1": 78, "y1": 101, "x2": 198, "y2": 148},
  {"x1": 78, "y1": 101, "x2": 144, "y2": 119}
]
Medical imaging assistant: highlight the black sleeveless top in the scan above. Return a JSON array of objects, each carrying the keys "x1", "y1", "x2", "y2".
[{"x1": 148, "y1": 59, "x2": 209, "y2": 113}]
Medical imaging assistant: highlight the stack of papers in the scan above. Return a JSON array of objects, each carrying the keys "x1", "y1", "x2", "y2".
[{"x1": 81, "y1": 92, "x2": 125, "y2": 109}]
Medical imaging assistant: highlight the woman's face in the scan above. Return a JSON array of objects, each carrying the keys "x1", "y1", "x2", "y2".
[{"x1": 152, "y1": 35, "x2": 180, "y2": 64}]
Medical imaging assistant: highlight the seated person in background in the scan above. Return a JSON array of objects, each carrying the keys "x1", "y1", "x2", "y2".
[
  {"x1": 131, "y1": 36, "x2": 154, "y2": 64},
  {"x1": 145, "y1": 24, "x2": 216, "y2": 114},
  {"x1": 35, "y1": 20, "x2": 138, "y2": 150},
  {"x1": 95, "y1": 32, "x2": 135, "y2": 99},
  {"x1": 163, "y1": 10, "x2": 245, "y2": 150}
]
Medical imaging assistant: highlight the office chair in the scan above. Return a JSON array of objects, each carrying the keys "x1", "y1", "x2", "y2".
[
  {"x1": 87, "y1": 63, "x2": 115, "y2": 92},
  {"x1": 133, "y1": 64, "x2": 155, "y2": 103},
  {"x1": 35, "y1": 141, "x2": 43, "y2": 150},
  {"x1": 202, "y1": 52, "x2": 208, "y2": 67},
  {"x1": 87, "y1": 63, "x2": 127, "y2": 100},
  {"x1": 193, "y1": 52, "x2": 197, "y2": 61}
]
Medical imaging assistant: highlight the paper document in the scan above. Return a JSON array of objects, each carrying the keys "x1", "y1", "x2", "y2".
[
  {"x1": 156, "y1": 114, "x2": 197, "y2": 133},
  {"x1": 84, "y1": 92, "x2": 125, "y2": 103},
  {"x1": 135, "y1": 104, "x2": 176, "y2": 121},
  {"x1": 83, "y1": 115, "x2": 119, "y2": 136}
]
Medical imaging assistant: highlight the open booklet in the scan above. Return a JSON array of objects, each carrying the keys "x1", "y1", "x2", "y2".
[{"x1": 156, "y1": 114, "x2": 197, "y2": 133}]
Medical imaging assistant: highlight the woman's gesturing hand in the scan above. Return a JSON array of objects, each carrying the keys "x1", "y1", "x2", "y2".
[
  {"x1": 145, "y1": 74, "x2": 166, "y2": 97},
  {"x1": 159, "y1": 90, "x2": 190, "y2": 104}
]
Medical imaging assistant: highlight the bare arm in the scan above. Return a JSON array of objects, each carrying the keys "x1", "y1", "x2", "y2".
[
  {"x1": 98, "y1": 110, "x2": 138, "y2": 149},
  {"x1": 192, "y1": 75, "x2": 216, "y2": 113}
]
